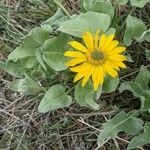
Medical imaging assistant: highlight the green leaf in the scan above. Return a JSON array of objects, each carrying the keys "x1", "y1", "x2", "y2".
[
  {"x1": 8, "y1": 27, "x2": 50, "y2": 71},
  {"x1": 35, "y1": 50, "x2": 47, "y2": 71},
  {"x1": 41, "y1": 8, "x2": 67, "y2": 31},
  {"x1": 130, "y1": 0, "x2": 150, "y2": 8},
  {"x1": 102, "y1": 76, "x2": 119, "y2": 93},
  {"x1": 124, "y1": 15, "x2": 147, "y2": 46},
  {"x1": 29, "y1": 27, "x2": 49, "y2": 45},
  {"x1": 58, "y1": 11, "x2": 111, "y2": 37},
  {"x1": 93, "y1": 1, "x2": 114, "y2": 18},
  {"x1": 126, "y1": 54, "x2": 134, "y2": 62},
  {"x1": 97, "y1": 111, "x2": 143, "y2": 146},
  {"x1": 82, "y1": 0, "x2": 93, "y2": 11},
  {"x1": 128, "y1": 122, "x2": 150, "y2": 149},
  {"x1": 135, "y1": 66, "x2": 150, "y2": 90},
  {"x1": 82, "y1": 0, "x2": 114, "y2": 18},
  {"x1": 139, "y1": 29, "x2": 150, "y2": 42},
  {"x1": 21, "y1": 57, "x2": 37, "y2": 69},
  {"x1": 116, "y1": 0, "x2": 129, "y2": 5},
  {"x1": 0, "y1": 61, "x2": 25, "y2": 77},
  {"x1": 119, "y1": 67, "x2": 150, "y2": 112},
  {"x1": 119, "y1": 82, "x2": 150, "y2": 112},
  {"x1": 10, "y1": 74, "x2": 41, "y2": 95},
  {"x1": 8, "y1": 46, "x2": 34, "y2": 60},
  {"x1": 105, "y1": 27, "x2": 116, "y2": 36},
  {"x1": 75, "y1": 81, "x2": 99, "y2": 110},
  {"x1": 145, "y1": 49, "x2": 150, "y2": 61},
  {"x1": 38, "y1": 84, "x2": 72, "y2": 113},
  {"x1": 23, "y1": 27, "x2": 49, "y2": 49},
  {"x1": 43, "y1": 34, "x2": 71, "y2": 71}
]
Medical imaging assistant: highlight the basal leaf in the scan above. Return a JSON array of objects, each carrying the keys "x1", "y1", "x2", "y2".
[
  {"x1": 135, "y1": 66, "x2": 150, "y2": 90},
  {"x1": 105, "y1": 27, "x2": 116, "y2": 36},
  {"x1": 10, "y1": 74, "x2": 41, "y2": 95},
  {"x1": 82, "y1": 0, "x2": 93, "y2": 11},
  {"x1": 124, "y1": 15, "x2": 147, "y2": 46},
  {"x1": 29, "y1": 27, "x2": 50, "y2": 45},
  {"x1": 93, "y1": 1, "x2": 114, "y2": 18},
  {"x1": 35, "y1": 50, "x2": 47, "y2": 71},
  {"x1": 128, "y1": 122, "x2": 150, "y2": 149},
  {"x1": 58, "y1": 11, "x2": 111, "y2": 37},
  {"x1": 130, "y1": 0, "x2": 150, "y2": 8},
  {"x1": 119, "y1": 66, "x2": 150, "y2": 112},
  {"x1": 43, "y1": 52, "x2": 67, "y2": 71},
  {"x1": 139, "y1": 29, "x2": 150, "y2": 42},
  {"x1": 75, "y1": 81, "x2": 99, "y2": 110},
  {"x1": 145, "y1": 49, "x2": 150, "y2": 61},
  {"x1": 38, "y1": 84, "x2": 72, "y2": 113},
  {"x1": 97, "y1": 111, "x2": 143, "y2": 146},
  {"x1": 82, "y1": 0, "x2": 114, "y2": 18},
  {"x1": 8, "y1": 46, "x2": 34, "y2": 60},
  {"x1": 119, "y1": 82, "x2": 150, "y2": 112},
  {"x1": 41, "y1": 8, "x2": 67, "y2": 31},
  {"x1": 8, "y1": 27, "x2": 50, "y2": 71},
  {"x1": 23, "y1": 27, "x2": 49, "y2": 49},
  {"x1": 102, "y1": 75, "x2": 119, "y2": 93},
  {"x1": 0, "y1": 61, "x2": 25, "y2": 77},
  {"x1": 43, "y1": 34, "x2": 71, "y2": 71},
  {"x1": 21, "y1": 57, "x2": 37, "y2": 69},
  {"x1": 116, "y1": 0, "x2": 129, "y2": 5}
]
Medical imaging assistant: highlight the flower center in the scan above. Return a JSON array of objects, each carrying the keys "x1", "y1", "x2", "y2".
[{"x1": 91, "y1": 50, "x2": 104, "y2": 61}]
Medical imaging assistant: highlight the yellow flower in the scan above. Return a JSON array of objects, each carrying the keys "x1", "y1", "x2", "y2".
[{"x1": 64, "y1": 31, "x2": 126, "y2": 90}]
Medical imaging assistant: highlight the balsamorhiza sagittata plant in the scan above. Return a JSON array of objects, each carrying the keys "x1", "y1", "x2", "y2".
[{"x1": 64, "y1": 31, "x2": 127, "y2": 90}]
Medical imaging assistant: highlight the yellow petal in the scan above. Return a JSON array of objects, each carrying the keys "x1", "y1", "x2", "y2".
[
  {"x1": 73, "y1": 63, "x2": 92, "y2": 82},
  {"x1": 82, "y1": 64, "x2": 94, "y2": 86},
  {"x1": 74, "y1": 72, "x2": 85, "y2": 82},
  {"x1": 103, "y1": 34, "x2": 115, "y2": 49},
  {"x1": 103, "y1": 62, "x2": 118, "y2": 78},
  {"x1": 94, "y1": 30, "x2": 100, "y2": 49},
  {"x1": 112, "y1": 61, "x2": 127, "y2": 69},
  {"x1": 110, "y1": 47, "x2": 126, "y2": 54},
  {"x1": 66, "y1": 57, "x2": 86, "y2": 67},
  {"x1": 69, "y1": 41, "x2": 88, "y2": 52},
  {"x1": 108, "y1": 54, "x2": 126, "y2": 61},
  {"x1": 92, "y1": 66, "x2": 104, "y2": 90},
  {"x1": 70, "y1": 62, "x2": 90, "y2": 72},
  {"x1": 104, "y1": 40, "x2": 119, "y2": 52},
  {"x1": 99, "y1": 34, "x2": 106, "y2": 48},
  {"x1": 64, "y1": 51, "x2": 85, "y2": 58},
  {"x1": 111, "y1": 65, "x2": 120, "y2": 71},
  {"x1": 82, "y1": 31, "x2": 94, "y2": 51}
]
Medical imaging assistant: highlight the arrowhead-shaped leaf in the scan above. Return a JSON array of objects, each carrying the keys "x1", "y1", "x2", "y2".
[
  {"x1": 97, "y1": 111, "x2": 143, "y2": 146},
  {"x1": 130, "y1": 0, "x2": 150, "y2": 8},
  {"x1": 102, "y1": 75, "x2": 119, "y2": 93},
  {"x1": 119, "y1": 82, "x2": 150, "y2": 112},
  {"x1": 124, "y1": 15, "x2": 147, "y2": 46},
  {"x1": 38, "y1": 84, "x2": 72, "y2": 113},
  {"x1": 8, "y1": 27, "x2": 50, "y2": 70},
  {"x1": 116, "y1": 0, "x2": 129, "y2": 5},
  {"x1": 58, "y1": 11, "x2": 111, "y2": 37},
  {"x1": 75, "y1": 81, "x2": 99, "y2": 110},
  {"x1": 43, "y1": 34, "x2": 71, "y2": 71},
  {"x1": 135, "y1": 66, "x2": 150, "y2": 90},
  {"x1": 0, "y1": 61, "x2": 25, "y2": 77},
  {"x1": 119, "y1": 67, "x2": 150, "y2": 112},
  {"x1": 41, "y1": 8, "x2": 67, "y2": 31},
  {"x1": 93, "y1": 1, "x2": 114, "y2": 18},
  {"x1": 10, "y1": 74, "x2": 41, "y2": 95},
  {"x1": 128, "y1": 122, "x2": 150, "y2": 149},
  {"x1": 8, "y1": 46, "x2": 34, "y2": 60}
]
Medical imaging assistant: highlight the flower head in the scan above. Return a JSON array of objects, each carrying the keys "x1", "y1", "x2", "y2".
[{"x1": 64, "y1": 31, "x2": 126, "y2": 90}]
